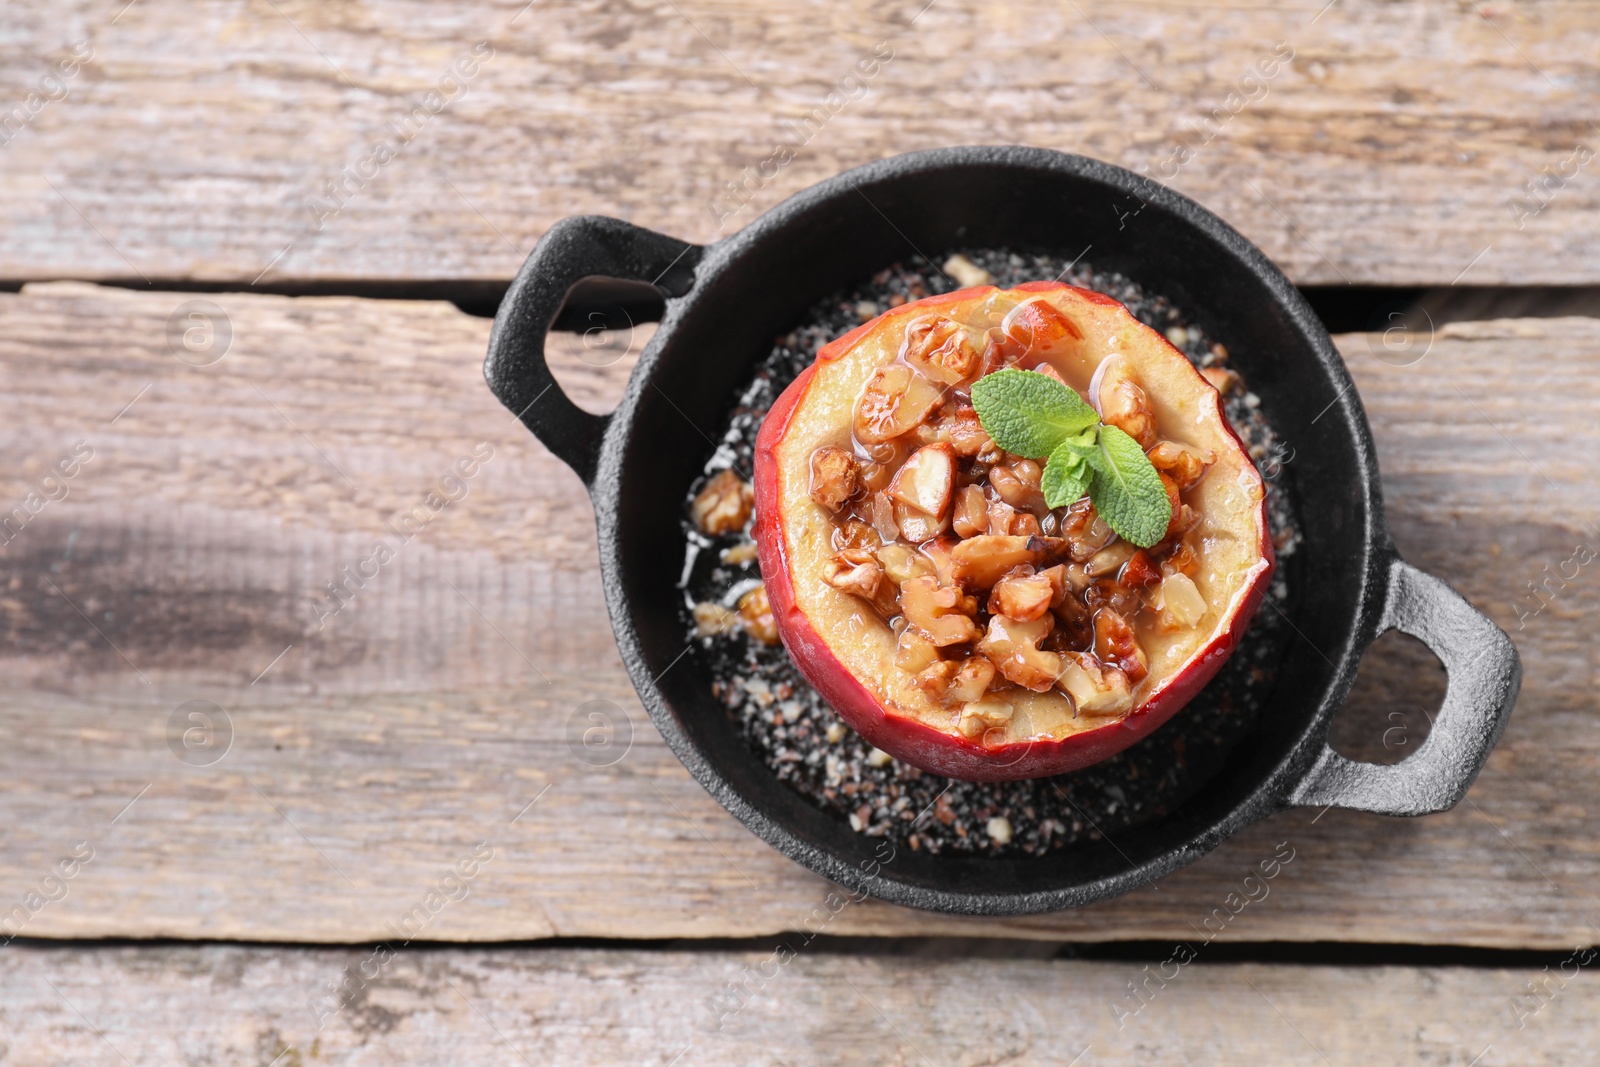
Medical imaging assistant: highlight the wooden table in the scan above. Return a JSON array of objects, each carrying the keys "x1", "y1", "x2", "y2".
[{"x1": 2, "y1": 1, "x2": 1597, "y2": 1062}]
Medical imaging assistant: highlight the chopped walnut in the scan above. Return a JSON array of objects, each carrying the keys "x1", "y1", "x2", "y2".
[
  {"x1": 914, "y1": 651, "x2": 998, "y2": 707},
  {"x1": 914, "y1": 660, "x2": 957, "y2": 700},
  {"x1": 989, "y1": 459, "x2": 1044, "y2": 512},
  {"x1": 902, "y1": 315, "x2": 979, "y2": 386},
  {"x1": 875, "y1": 543, "x2": 933, "y2": 585},
  {"x1": 1093, "y1": 356, "x2": 1157, "y2": 448},
  {"x1": 1201, "y1": 366, "x2": 1241, "y2": 395},
  {"x1": 1058, "y1": 498, "x2": 1116, "y2": 562},
  {"x1": 1092, "y1": 607, "x2": 1147, "y2": 683},
  {"x1": 988, "y1": 569, "x2": 1055, "y2": 622},
  {"x1": 866, "y1": 491, "x2": 899, "y2": 542},
  {"x1": 978, "y1": 328, "x2": 1020, "y2": 379},
  {"x1": 900, "y1": 576, "x2": 979, "y2": 647},
  {"x1": 1153, "y1": 571, "x2": 1208, "y2": 631},
  {"x1": 942, "y1": 253, "x2": 994, "y2": 289},
  {"x1": 940, "y1": 405, "x2": 993, "y2": 457},
  {"x1": 823, "y1": 552, "x2": 883, "y2": 601},
  {"x1": 1003, "y1": 298, "x2": 1082, "y2": 354},
  {"x1": 1048, "y1": 575, "x2": 1095, "y2": 650},
  {"x1": 895, "y1": 506, "x2": 947, "y2": 544},
  {"x1": 832, "y1": 517, "x2": 880, "y2": 552},
  {"x1": 738, "y1": 584, "x2": 781, "y2": 645},
  {"x1": 1157, "y1": 472, "x2": 1184, "y2": 541},
  {"x1": 952, "y1": 485, "x2": 988, "y2": 538},
  {"x1": 692, "y1": 601, "x2": 741, "y2": 637},
  {"x1": 979, "y1": 613, "x2": 1062, "y2": 692},
  {"x1": 1119, "y1": 549, "x2": 1161, "y2": 589},
  {"x1": 855, "y1": 364, "x2": 943, "y2": 444},
  {"x1": 1057, "y1": 652, "x2": 1134, "y2": 717},
  {"x1": 1147, "y1": 440, "x2": 1213, "y2": 492},
  {"x1": 692, "y1": 469, "x2": 753, "y2": 536},
  {"x1": 986, "y1": 496, "x2": 1019, "y2": 537},
  {"x1": 722, "y1": 541, "x2": 759, "y2": 566},
  {"x1": 886, "y1": 443, "x2": 954, "y2": 541},
  {"x1": 956, "y1": 696, "x2": 1013, "y2": 739},
  {"x1": 947, "y1": 657, "x2": 995, "y2": 704},
  {"x1": 809, "y1": 446, "x2": 860, "y2": 511}
]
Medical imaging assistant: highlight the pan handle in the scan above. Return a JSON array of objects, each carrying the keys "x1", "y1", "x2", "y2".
[
  {"x1": 484, "y1": 215, "x2": 702, "y2": 487},
  {"x1": 1287, "y1": 556, "x2": 1521, "y2": 816}
]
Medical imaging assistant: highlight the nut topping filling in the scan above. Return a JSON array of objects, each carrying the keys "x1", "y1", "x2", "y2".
[{"x1": 807, "y1": 302, "x2": 1218, "y2": 733}]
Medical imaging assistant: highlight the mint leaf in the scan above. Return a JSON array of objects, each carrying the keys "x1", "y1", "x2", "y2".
[
  {"x1": 1087, "y1": 425, "x2": 1171, "y2": 547},
  {"x1": 1041, "y1": 443, "x2": 1092, "y2": 508},
  {"x1": 970, "y1": 369, "x2": 1099, "y2": 459}
]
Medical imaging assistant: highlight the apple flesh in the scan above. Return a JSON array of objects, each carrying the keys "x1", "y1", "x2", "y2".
[{"x1": 752, "y1": 282, "x2": 1274, "y2": 782}]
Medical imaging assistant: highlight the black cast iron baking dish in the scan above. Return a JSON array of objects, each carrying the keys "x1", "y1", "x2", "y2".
[{"x1": 484, "y1": 146, "x2": 1521, "y2": 914}]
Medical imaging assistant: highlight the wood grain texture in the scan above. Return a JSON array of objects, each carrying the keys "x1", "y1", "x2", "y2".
[
  {"x1": 0, "y1": 283, "x2": 1598, "y2": 948},
  {"x1": 2, "y1": 943, "x2": 1595, "y2": 1066},
  {"x1": 1, "y1": 1, "x2": 1598, "y2": 286}
]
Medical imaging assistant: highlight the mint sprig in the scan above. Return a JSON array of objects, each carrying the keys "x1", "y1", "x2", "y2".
[
  {"x1": 969, "y1": 368, "x2": 1171, "y2": 548},
  {"x1": 969, "y1": 369, "x2": 1099, "y2": 459}
]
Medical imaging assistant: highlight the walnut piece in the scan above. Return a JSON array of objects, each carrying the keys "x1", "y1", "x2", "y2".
[
  {"x1": 692, "y1": 469, "x2": 753, "y2": 536},
  {"x1": 809, "y1": 446, "x2": 860, "y2": 511},
  {"x1": 942, "y1": 253, "x2": 993, "y2": 289},
  {"x1": 1093, "y1": 356, "x2": 1157, "y2": 449},
  {"x1": 1153, "y1": 571, "x2": 1208, "y2": 631},
  {"x1": 1056, "y1": 652, "x2": 1134, "y2": 717},
  {"x1": 952, "y1": 485, "x2": 988, "y2": 539},
  {"x1": 900, "y1": 576, "x2": 979, "y2": 647},
  {"x1": 956, "y1": 696, "x2": 1013, "y2": 739},
  {"x1": 875, "y1": 542, "x2": 935, "y2": 585},
  {"x1": 914, "y1": 660, "x2": 957, "y2": 700},
  {"x1": 855, "y1": 364, "x2": 943, "y2": 445},
  {"x1": 1147, "y1": 440, "x2": 1213, "y2": 492},
  {"x1": 1058, "y1": 498, "x2": 1116, "y2": 562},
  {"x1": 887, "y1": 443, "x2": 955, "y2": 541},
  {"x1": 692, "y1": 601, "x2": 740, "y2": 637},
  {"x1": 1003, "y1": 298, "x2": 1082, "y2": 355},
  {"x1": 1092, "y1": 607, "x2": 1147, "y2": 683},
  {"x1": 823, "y1": 552, "x2": 883, "y2": 601},
  {"x1": 902, "y1": 315, "x2": 979, "y2": 386},
  {"x1": 948, "y1": 658, "x2": 995, "y2": 704},
  {"x1": 989, "y1": 569, "x2": 1055, "y2": 622},
  {"x1": 989, "y1": 458, "x2": 1043, "y2": 512},
  {"x1": 986, "y1": 496, "x2": 1019, "y2": 537},
  {"x1": 979, "y1": 613, "x2": 1062, "y2": 692},
  {"x1": 738, "y1": 584, "x2": 781, "y2": 645},
  {"x1": 939, "y1": 405, "x2": 993, "y2": 457},
  {"x1": 915, "y1": 653, "x2": 996, "y2": 707},
  {"x1": 887, "y1": 443, "x2": 954, "y2": 515}
]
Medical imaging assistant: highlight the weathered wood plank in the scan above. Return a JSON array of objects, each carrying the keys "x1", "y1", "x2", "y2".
[
  {"x1": 1, "y1": 1, "x2": 1597, "y2": 285},
  {"x1": 1, "y1": 944, "x2": 1594, "y2": 1065},
  {"x1": 0, "y1": 283, "x2": 1596, "y2": 948}
]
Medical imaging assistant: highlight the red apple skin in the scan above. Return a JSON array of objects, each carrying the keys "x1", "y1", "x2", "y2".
[{"x1": 753, "y1": 282, "x2": 1275, "y2": 781}]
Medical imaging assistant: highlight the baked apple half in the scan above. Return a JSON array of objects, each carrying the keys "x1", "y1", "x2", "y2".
[{"x1": 752, "y1": 281, "x2": 1273, "y2": 781}]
